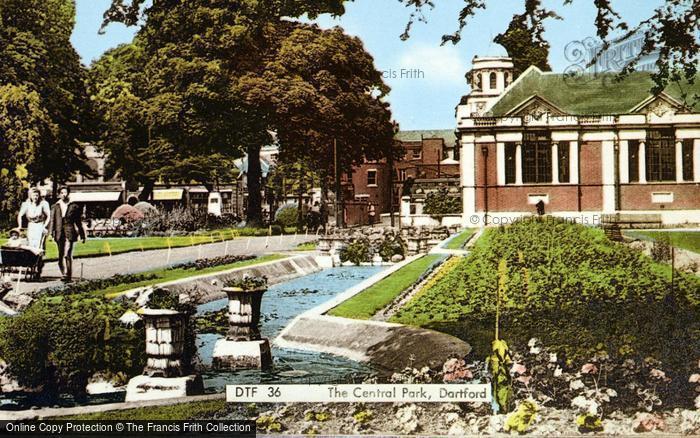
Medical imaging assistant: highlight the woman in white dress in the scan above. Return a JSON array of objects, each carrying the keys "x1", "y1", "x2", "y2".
[{"x1": 17, "y1": 187, "x2": 50, "y2": 250}]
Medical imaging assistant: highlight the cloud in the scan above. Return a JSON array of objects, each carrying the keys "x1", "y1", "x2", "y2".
[{"x1": 394, "y1": 43, "x2": 468, "y2": 87}]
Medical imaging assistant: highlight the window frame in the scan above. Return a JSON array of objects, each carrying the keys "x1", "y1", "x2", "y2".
[
  {"x1": 646, "y1": 129, "x2": 676, "y2": 182},
  {"x1": 366, "y1": 169, "x2": 378, "y2": 187},
  {"x1": 522, "y1": 131, "x2": 552, "y2": 184}
]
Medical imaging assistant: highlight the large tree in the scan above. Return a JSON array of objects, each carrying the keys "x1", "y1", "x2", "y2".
[
  {"x1": 237, "y1": 23, "x2": 398, "y2": 215},
  {"x1": 401, "y1": 0, "x2": 699, "y2": 95},
  {"x1": 100, "y1": 1, "x2": 396, "y2": 226},
  {"x1": 0, "y1": 0, "x2": 92, "y2": 223},
  {"x1": 494, "y1": 0, "x2": 559, "y2": 76}
]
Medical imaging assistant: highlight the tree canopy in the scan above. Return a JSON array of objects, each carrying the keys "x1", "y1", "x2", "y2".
[
  {"x1": 401, "y1": 0, "x2": 698, "y2": 95},
  {"x1": 99, "y1": 0, "x2": 397, "y2": 225},
  {"x1": 0, "y1": 0, "x2": 92, "y2": 224}
]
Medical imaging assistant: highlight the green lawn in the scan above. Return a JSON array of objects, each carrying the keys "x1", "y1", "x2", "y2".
[
  {"x1": 295, "y1": 241, "x2": 317, "y2": 251},
  {"x1": 56, "y1": 399, "x2": 229, "y2": 420},
  {"x1": 0, "y1": 227, "x2": 297, "y2": 261},
  {"x1": 327, "y1": 254, "x2": 443, "y2": 320},
  {"x1": 100, "y1": 254, "x2": 287, "y2": 298},
  {"x1": 625, "y1": 230, "x2": 700, "y2": 254},
  {"x1": 443, "y1": 228, "x2": 476, "y2": 250}
]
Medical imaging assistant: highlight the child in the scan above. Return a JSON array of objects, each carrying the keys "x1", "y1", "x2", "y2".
[{"x1": 3, "y1": 228, "x2": 41, "y2": 255}]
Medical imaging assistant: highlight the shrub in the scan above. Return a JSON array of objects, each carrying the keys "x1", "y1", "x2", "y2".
[
  {"x1": 168, "y1": 255, "x2": 256, "y2": 271},
  {"x1": 651, "y1": 234, "x2": 672, "y2": 263},
  {"x1": 0, "y1": 296, "x2": 144, "y2": 399},
  {"x1": 340, "y1": 239, "x2": 371, "y2": 265},
  {"x1": 39, "y1": 273, "x2": 160, "y2": 297},
  {"x1": 378, "y1": 234, "x2": 406, "y2": 261},
  {"x1": 224, "y1": 275, "x2": 268, "y2": 290},
  {"x1": 423, "y1": 186, "x2": 461, "y2": 217},
  {"x1": 275, "y1": 204, "x2": 299, "y2": 228}
]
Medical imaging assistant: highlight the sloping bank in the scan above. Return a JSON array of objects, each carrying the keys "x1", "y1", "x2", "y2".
[
  {"x1": 117, "y1": 254, "x2": 323, "y2": 304},
  {"x1": 275, "y1": 254, "x2": 471, "y2": 374}
]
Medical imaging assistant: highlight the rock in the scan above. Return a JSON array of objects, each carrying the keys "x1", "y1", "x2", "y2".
[
  {"x1": 390, "y1": 254, "x2": 404, "y2": 263},
  {"x1": 119, "y1": 310, "x2": 141, "y2": 326},
  {"x1": 680, "y1": 410, "x2": 700, "y2": 435},
  {"x1": 395, "y1": 404, "x2": 420, "y2": 434},
  {"x1": 447, "y1": 420, "x2": 468, "y2": 436},
  {"x1": 632, "y1": 413, "x2": 666, "y2": 433},
  {"x1": 443, "y1": 412, "x2": 460, "y2": 424},
  {"x1": 484, "y1": 414, "x2": 505, "y2": 434}
]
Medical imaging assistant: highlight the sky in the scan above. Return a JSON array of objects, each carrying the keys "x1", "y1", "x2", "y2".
[{"x1": 72, "y1": 0, "x2": 664, "y2": 131}]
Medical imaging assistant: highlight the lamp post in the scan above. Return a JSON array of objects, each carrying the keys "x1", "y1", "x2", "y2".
[{"x1": 481, "y1": 145, "x2": 489, "y2": 226}]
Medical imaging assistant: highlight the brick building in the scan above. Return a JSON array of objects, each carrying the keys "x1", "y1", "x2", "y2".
[
  {"x1": 457, "y1": 56, "x2": 700, "y2": 226},
  {"x1": 343, "y1": 130, "x2": 460, "y2": 224}
]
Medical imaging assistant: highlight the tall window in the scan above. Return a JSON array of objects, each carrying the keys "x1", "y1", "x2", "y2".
[
  {"x1": 646, "y1": 129, "x2": 676, "y2": 182},
  {"x1": 505, "y1": 143, "x2": 516, "y2": 184},
  {"x1": 367, "y1": 169, "x2": 377, "y2": 186},
  {"x1": 522, "y1": 131, "x2": 552, "y2": 183},
  {"x1": 504, "y1": 72, "x2": 511, "y2": 87},
  {"x1": 683, "y1": 139, "x2": 694, "y2": 181},
  {"x1": 489, "y1": 72, "x2": 498, "y2": 89},
  {"x1": 558, "y1": 142, "x2": 570, "y2": 183},
  {"x1": 628, "y1": 140, "x2": 639, "y2": 182}
]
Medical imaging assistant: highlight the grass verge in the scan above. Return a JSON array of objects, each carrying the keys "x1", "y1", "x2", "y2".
[
  {"x1": 443, "y1": 228, "x2": 476, "y2": 250},
  {"x1": 100, "y1": 254, "x2": 287, "y2": 298},
  {"x1": 625, "y1": 230, "x2": 700, "y2": 254},
  {"x1": 0, "y1": 227, "x2": 297, "y2": 261},
  {"x1": 327, "y1": 255, "x2": 443, "y2": 320},
  {"x1": 56, "y1": 399, "x2": 228, "y2": 420}
]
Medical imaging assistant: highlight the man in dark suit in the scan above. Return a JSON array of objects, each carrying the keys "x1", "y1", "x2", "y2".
[{"x1": 48, "y1": 186, "x2": 86, "y2": 282}]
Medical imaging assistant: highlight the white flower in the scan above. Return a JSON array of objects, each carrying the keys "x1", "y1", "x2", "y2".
[
  {"x1": 695, "y1": 394, "x2": 700, "y2": 410},
  {"x1": 553, "y1": 366, "x2": 563, "y2": 377},
  {"x1": 605, "y1": 388, "x2": 618, "y2": 398},
  {"x1": 529, "y1": 346, "x2": 541, "y2": 355},
  {"x1": 571, "y1": 396, "x2": 599, "y2": 415},
  {"x1": 527, "y1": 338, "x2": 539, "y2": 347},
  {"x1": 549, "y1": 353, "x2": 558, "y2": 363},
  {"x1": 570, "y1": 379, "x2": 585, "y2": 391}
]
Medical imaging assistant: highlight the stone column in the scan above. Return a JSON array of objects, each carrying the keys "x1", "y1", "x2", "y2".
[
  {"x1": 694, "y1": 139, "x2": 700, "y2": 182},
  {"x1": 143, "y1": 309, "x2": 186, "y2": 378},
  {"x1": 515, "y1": 143, "x2": 523, "y2": 185},
  {"x1": 213, "y1": 287, "x2": 272, "y2": 370},
  {"x1": 619, "y1": 140, "x2": 629, "y2": 184},
  {"x1": 676, "y1": 140, "x2": 684, "y2": 182},
  {"x1": 551, "y1": 142, "x2": 559, "y2": 184},
  {"x1": 569, "y1": 141, "x2": 579, "y2": 184},
  {"x1": 638, "y1": 141, "x2": 647, "y2": 183},
  {"x1": 125, "y1": 309, "x2": 203, "y2": 402},
  {"x1": 496, "y1": 142, "x2": 505, "y2": 186},
  {"x1": 400, "y1": 195, "x2": 411, "y2": 227}
]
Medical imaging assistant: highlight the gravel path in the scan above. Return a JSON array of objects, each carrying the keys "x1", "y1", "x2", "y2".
[{"x1": 8, "y1": 234, "x2": 316, "y2": 296}]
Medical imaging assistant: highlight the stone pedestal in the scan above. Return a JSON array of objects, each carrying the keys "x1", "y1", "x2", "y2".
[
  {"x1": 213, "y1": 287, "x2": 272, "y2": 370},
  {"x1": 125, "y1": 309, "x2": 202, "y2": 402},
  {"x1": 213, "y1": 339, "x2": 271, "y2": 369},
  {"x1": 125, "y1": 375, "x2": 203, "y2": 402}
]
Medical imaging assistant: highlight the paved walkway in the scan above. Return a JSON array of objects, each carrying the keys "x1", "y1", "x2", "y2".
[{"x1": 9, "y1": 234, "x2": 315, "y2": 296}]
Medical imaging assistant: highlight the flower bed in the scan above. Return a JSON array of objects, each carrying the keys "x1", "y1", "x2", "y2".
[{"x1": 392, "y1": 218, "x2": 700, "y2": 410}]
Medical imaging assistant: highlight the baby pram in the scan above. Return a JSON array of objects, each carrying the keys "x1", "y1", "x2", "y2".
[{"x1": 0, "y1": 233, "x2": 46, "y2": 281}]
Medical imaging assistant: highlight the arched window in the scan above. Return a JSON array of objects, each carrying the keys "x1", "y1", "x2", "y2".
[
  {"x1": 504, "y1": 72, "x2": 511, "y2": 87},
  {"x1": 489, "y1": 72, "x2": 498, "y2": 89}
]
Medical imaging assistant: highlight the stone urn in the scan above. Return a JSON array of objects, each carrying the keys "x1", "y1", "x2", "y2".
[
  {"x1": 213, "y1": 287, "x2": 272, "y2": 369},
  {"x1": 125, "y1": 308, "x2": 203, "y2": 402}
]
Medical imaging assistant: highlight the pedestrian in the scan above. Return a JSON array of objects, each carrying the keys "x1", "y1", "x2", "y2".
[
  {"x1": 48, "y1": 186, "x2": 86, "y2": 282},
  {"x1": 368, "y1": 203, "x2": 376, "y2": 226},
  {"x1": 17, "y1": 187, "x2": 50, "y2": 251}
]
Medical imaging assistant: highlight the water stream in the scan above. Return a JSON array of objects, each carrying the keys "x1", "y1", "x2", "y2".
[
  {"x1": 0, "y1": 265, "x2": 383, "y2": 410},
  {"x1": 197, "y1": 265, "x2": 383, "y2": 391}
]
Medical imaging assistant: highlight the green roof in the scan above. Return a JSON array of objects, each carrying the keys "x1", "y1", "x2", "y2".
[
  {"x1": 488, "y1": 67, "x2": 700, "y2": 116},
  {"x1": 396, "y1": 129, "x2": 456, "y2": 147}
]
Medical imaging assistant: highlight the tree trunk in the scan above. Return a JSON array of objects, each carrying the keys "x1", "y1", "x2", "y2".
[
  {"x1": 138, "y1": 180, "x2": 155, "y2": 202},
  {"x1": 246, "y1": 144, "x2": 263, "y2": 227}
]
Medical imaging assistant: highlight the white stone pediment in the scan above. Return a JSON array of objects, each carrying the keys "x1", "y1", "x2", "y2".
[
  {"x1": 506, "y1": 95, "x2": 568, "y2": 120},
  {"x1": 630, "y1": 92, "x2": 687, "y2": 123}
]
